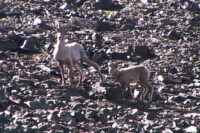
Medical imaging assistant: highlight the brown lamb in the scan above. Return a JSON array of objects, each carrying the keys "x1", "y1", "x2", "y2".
[{"x1": 108, "y1": 61, "x2": 153, "y2": 102}]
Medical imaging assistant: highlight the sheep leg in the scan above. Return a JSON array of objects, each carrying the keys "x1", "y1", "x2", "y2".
[
  {"x1": 127, "y1": 84, "x2": 135, "y2": 101},
  {"x1": 139, "y1": 81, "x2": 153, "y2": 102},
  {"x1": 81, "y1": 56, "x2": 104, "y2": 81},
  {"x1": 58, "y1": 61, "x2": 65, "y2": 85},
  {"x1": 138, "y1": 81, "x2": 148, "y2": 102},
  {"x1": 147, "y1": 84, "x2": 154, "y2": 102},
  {"x1": 67, "y1": 65, "x2": 73, "y2": 86},
  {"x1": 74, "y1": 63, "x2": 84, "y2": 87},
  {"x1": 143, "y1": 82, "x2": 153, "y2": 102},
  {"x1": 121, "y1": 83, "x2": 127, "y2": 99}
]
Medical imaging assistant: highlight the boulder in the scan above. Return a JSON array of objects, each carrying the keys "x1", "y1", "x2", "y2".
[{"x1": 0, "y1": 40, "x2": 19, "y2": 51}]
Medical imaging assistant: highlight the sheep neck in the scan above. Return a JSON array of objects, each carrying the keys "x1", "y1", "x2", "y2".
[
  {"x1": 56, "y1": 36, "x2": 65, "y2": 49},
  {"x1": 111, "y1": 69, "x2": 120, "y2": 81}
]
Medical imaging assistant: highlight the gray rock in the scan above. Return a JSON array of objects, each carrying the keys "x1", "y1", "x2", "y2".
[
  {"x1": 91, "y1": 82, "x2": 107, "y2": 94},
  {"x1": 184, "y1": 126, "x2": 198, "y2": 133}
]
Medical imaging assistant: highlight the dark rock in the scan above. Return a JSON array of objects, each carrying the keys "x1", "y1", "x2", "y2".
[
  {"x1": 124, "y1": 113, "x2": 137, "y2": 120},
  {"x1": 189, "y1": 16, "x2": 200, "y2": 27},
  {"x1": 92, "y1": 32, "x2": 102, "y2": 42},
  {"x1": 172, "y1": 95, "x2": 187, "y2": 103},
  {"x1": 0, "y1": 11, "x2": 7, "y2": 18},
  {"x1": 0, "y1": 40, "x2": 19, "y2": 51},
  {"x1": 146, "y1": 111, "x2": 158, "y2": 120},
  {"x1": 0, "y1": 128, "x2": 5, "y2": 133},
  {"x1": 167, "y1": 66, "x2": 179, "y2": 74},
  {"x1": 120, "y1": 23, "x2": 136, "y2": 31},
  {"x1": 97, "y1": 113, "x2": 108, "y2": 124},
  {"x1": 61, "y1": 87, "x2": 90, "y2": 99},
  {"x1": 94, "y1": 0, "x2": 113, "y2": 10},
  {"x1": 105, "y1": 85, "x2": 124, "y2": 99},
  {"x1": 92, "y1": 50, "x2": 104, "y2": 62},
  {"x1": 38, "y1": 123, "x2": 49, "y2": 131},
  {"x1": 76, "y1": 0, "x2": 87, "y2": 7},
  {"x1": 58, "y1": 110, "x2": 74, "y2": 122},
  {"x1": 181, "y1": 0, "x2": 200, "y2": 12},
  {"x1": 167, "y1": 30, "x2": 182, "y2": 40},
  {"x1": 25, "y1": 98, "x2": 52, "y2": 110},
  {"x1": 47, "y1": 111, "x2": 59, "y2": 122},
  {"x1": 0, "y1": 113, "x2": 9, "y2": 125},
  {"x1": 0, "y1": 51, "x2": 6, "y2": 58},
  {"x1": 134, "y1": 45, "x2": 155, "y2": 58},
  {"x1": 0, "y1": 89, "x2": 7, "y2": 101},
  {"x1": 71, "y1": 103, "x2": 84, "y2": 110},
  {"x1": 20, "y1": 37, "x2": 40, "y2": 54},
  {"x1": 95, "y1": 19, "x2": 116, "y2": 32},
  {"x1": 74, "y1": 111, "x2": 88, "y2": 122},
  {"x1": 7, "y1": 11, "x2": 22, "y2": 17},
  {"x1": 106, "y1": 50, "x2": 129, "y2": 60},
  {"x1": 134, "y1": 45, "x2": 148, "y2": 58},
  {"x1": 120, "y1": 18, "x2": 136, "y2": 31},
  {"x1": 95, "y1": 127, "x2": 118, "y2": 133},
  {"x1": 7, "y1": 33, "x2": 24, "y2": 45},
  {"x1": 0, "y1": 11, "x2": 22, "y2": 19}
]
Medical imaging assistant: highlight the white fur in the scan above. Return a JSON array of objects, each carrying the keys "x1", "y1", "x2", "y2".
[{"x1": 53, "y1": 21, "x2": 104, "y2": 87}]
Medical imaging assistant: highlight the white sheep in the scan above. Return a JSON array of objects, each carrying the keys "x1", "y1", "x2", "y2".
[
  {"x1": 108, "y1": 61, "x2": 153, "y2": 102},
  {"x1": 53, "y1": 21, "x2": 104, "y2": 87}
]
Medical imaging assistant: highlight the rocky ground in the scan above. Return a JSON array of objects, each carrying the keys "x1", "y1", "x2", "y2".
[{"x1": 0, "y1": 0, "x2": 200, "y2": 132}]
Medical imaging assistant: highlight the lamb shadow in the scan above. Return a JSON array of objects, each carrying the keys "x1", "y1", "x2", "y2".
[
  {"x1": 57, "y1": 85, "x2": 90, "y2": 99},
  {"x1": 103, "y1": 82, "x2": 151, "y2": 111},
  {"x1": 110, "y1": 99, "x2": 150, "y2": 112}
]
